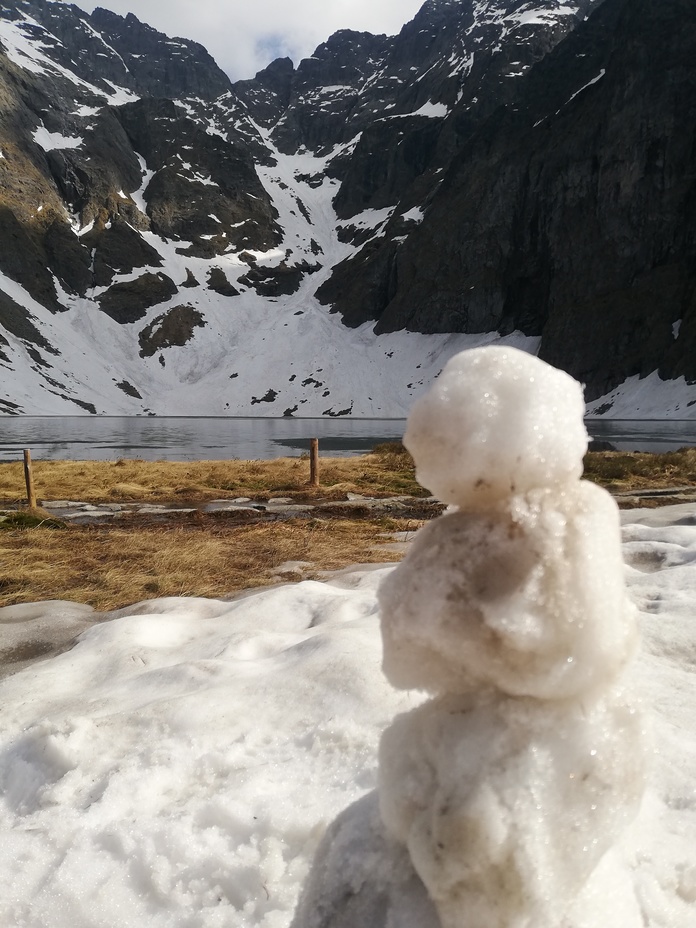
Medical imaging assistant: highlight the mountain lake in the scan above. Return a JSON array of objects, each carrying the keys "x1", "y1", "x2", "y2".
[{"x1": 2, "y1": 417, "x2": 696, "y2": 462}]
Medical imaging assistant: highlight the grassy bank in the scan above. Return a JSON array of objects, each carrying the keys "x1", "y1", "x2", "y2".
[
  {"x1": 0, "y1": 518, "x2": 408, "y2": 611},
  {"x1": 3, "y1": 445, "x2": 696, "y2": 611},
  {"x1": 0, "y1": 444, "x2": 421, "y2": 505},
  {"x1": 0, "y1": 445, "x2": 420, "y2": 609},
  {"x1": 3, "y1": 445, "x2": 696, "y2": 505}
]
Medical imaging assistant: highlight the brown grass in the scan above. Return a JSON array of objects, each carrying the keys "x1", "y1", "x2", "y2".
[
  {"x1": 0, "y1": 516, "x2": 413, "y2": 611},
  {"x1": 0, "y1": 445, "x2": 422, "y2": 505},
  {"x1": 3, "y1": 444, "x2": 695, "y2": 613},
  {"x1": 582, "y1": 447, "x2": 696, "y2": 491},
  {"x1": 3, "y1": 445, "x2": 696, "y2": 507}
]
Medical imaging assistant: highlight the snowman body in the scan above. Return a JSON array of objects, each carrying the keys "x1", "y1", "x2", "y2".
[{"x1": 378, "y1": 347, "x2": 648, "y2": 928}]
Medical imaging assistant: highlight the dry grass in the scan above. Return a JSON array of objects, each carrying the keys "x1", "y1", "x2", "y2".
[
  {"x1": 0, "y1": 516, "x2": 412, "y2": 611},
  {"x1": 0, "y1": 444, "x2": 422, "y2": 505},
  {"x1": 3, "y1": 444, "x2": 695, "y2": 613},
  {"x1": 583, "y1": 447, "x2": 696, "y2": 491},
  {"x1": 3, "y1": 445, "x2": 696, "y2": 507}
]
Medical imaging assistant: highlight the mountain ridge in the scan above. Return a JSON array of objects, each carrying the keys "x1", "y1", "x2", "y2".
[{"x1": 0, "y1": 0, "x2": 693, "y2": 419}]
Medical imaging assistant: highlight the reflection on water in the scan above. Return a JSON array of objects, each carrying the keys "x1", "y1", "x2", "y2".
[
  {"x1": 0, "y1": 417, "x2": 409, "y2": 462},
  {"x1": 2, "y1": 417, "x2": 696, "y2": 462},
  {"x1": 586, "y1": 419, "x2": 696, "y2": 453}
]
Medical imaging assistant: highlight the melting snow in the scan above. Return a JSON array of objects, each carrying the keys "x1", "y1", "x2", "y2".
[
  {"x1": 32, "y1": 127, "x2": 83, "y2": 152},
  {"x1": 400, "y1": 207, "x2": 425, "y2": 223},
  {"x1": 0, "y1": 500, "x2": 694, "y2": 926},
  {"x1": 411, "y1": 101, "x2": 449, "y2": 118}
]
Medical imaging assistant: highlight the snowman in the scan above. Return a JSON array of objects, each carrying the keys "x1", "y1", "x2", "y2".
[{"x1": 377, "y1": 346, "x2": 648, "y2": 928}]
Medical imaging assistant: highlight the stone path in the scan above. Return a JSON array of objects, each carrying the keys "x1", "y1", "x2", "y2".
[{"x1": 1, "y1": 493, "x2": 442, "y2": 525}]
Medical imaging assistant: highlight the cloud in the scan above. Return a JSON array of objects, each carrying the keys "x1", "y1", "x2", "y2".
[{"x1": 71, "y1": 0, "x2": 426, "y2": 81}]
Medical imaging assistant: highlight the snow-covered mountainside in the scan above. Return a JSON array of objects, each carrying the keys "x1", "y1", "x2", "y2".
[{"x1": 0, "y1": 0, "x2": 693, "y2": 417}]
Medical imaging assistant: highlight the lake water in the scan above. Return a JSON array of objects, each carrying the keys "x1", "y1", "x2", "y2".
[
  {"x1": 0, "y1": 417, "x2": 409, "y2": 462},
  {"x1": 1, "y1": 417, "x2": 696, "y2": 462}
]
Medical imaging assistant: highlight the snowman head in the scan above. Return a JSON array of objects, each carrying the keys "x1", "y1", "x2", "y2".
[{"x1": 404, "y1": 347, "x2": 588, "y2": 508}]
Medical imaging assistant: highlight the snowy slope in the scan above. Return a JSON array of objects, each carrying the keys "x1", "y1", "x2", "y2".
[
  {"x1": 0, "y1": 1, "x2": 544, "y2": 417},
  {"x1": 0, "y1": 133, "x2": 539, "y2": 417}
]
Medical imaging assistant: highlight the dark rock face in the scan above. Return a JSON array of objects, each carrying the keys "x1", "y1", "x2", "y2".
[
  {"x1": 234, "y1": 58, "x2": 294, "y2": 129},
  {"x1": 319, "y1": 0, "x2": 696, "y2": 400},
  {"x1": 115, "y1": 99, "x2": 280, "y2": 252},
  {"x1": 116, "y1": 380, "x2": 142, "y2": 399},
  {"x1": 207, "y1": 267, "x2": 239, "y2": 297},
  {"x1": 238, "y1": 260, "x2": 321, "y2": 297},
  {"x1": 138, "y1": 304, "x2": 206, "y2": 357},
  {"x1": 98, "y1": 272, "x2": 178, "y2": 324},
  {"x1": 269, "y1": 31, "x2": 390, "y2": 155},
  {"x1": 0, "y1": 208, "x2": 62, "y2": 312},
  {"x1": 2, "y1": 0, "x2": 233, "y2": 100},
  {"x1": 332, "y1": 117, "x2": 443, "y2": 219},
  {"x1": 0, "y1": 289, "x2": 59, "y2": 354},
  {"x1": 83, "y1": 219, "x2": 163, "y2": 289}
]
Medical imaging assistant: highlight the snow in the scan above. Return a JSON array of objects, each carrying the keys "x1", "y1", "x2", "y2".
[
  {"x1": 558, "y1": 69, "x2": 606, "y2": 113},
  {"x1": 101, "y1": 80, "x2": 140, "y2": 105},
  {"x1": 32, "y1": 126, "x2": 83, "y2": 152},
  {"x1": 0, "y1": 14, "x2": 132, "y2": 99},
  {"x1": 0, "y1": 572, "x2": 417, "y2": 928},
  {"x1": 508, "y1": 6, "x2": 578, "y2": 28},
  {"x1": 0, "y1": 516, "x2": 694, "y2": 927},
  {"x1": 73, "y1": 104, "x2": 102, "y2": 117},
  {"x1": 411, "y1": 101, "x2": 450, "y2": 118},
  {"x1": 131, "y1": 154, "x2": 156, "y2": 216},
  {"x1": 0, "y1": 17, "x2": 51, "y2": 76},
  {"x1": 401, "y1": 206, "x2": 425, "y2": 223},
  {"x1": 370, "y1": 349, "x2": 647, "y2": 926},
  {"x1": 403, "y1": 347, "x2": 588, "y2": 506},
  {"x1": 587, "y1": 370, "x2": 696, "y2": 419}
]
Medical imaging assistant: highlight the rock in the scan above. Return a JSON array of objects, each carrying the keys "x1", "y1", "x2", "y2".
[
  {"x1": 0, "y1": 289, "x2": 60, "y2": 355},
  {"x1": 115, "y1": 380, "x2": 142, "y2": 398},
  {"x1": 115, "y1": 98, "x2": 281, "y2": 252},
  {"x1": 206, "y1": 267, "x2": 239, "y2": 297},
  {"x1": 98, "y1": 272, "x2": 178, "y2": 324},
  {"x1": 83, "y1": 219, "x2": 163, "y2": 288},
  {"x1": 319, "y1": 0, "x2": 696, "y2": 400},
  {"x1": 238, "y1": 260, "x2": 320, "y2": 297},
  {"x1": 138, "y1": 304, "x2": 206, "y2": 357}
]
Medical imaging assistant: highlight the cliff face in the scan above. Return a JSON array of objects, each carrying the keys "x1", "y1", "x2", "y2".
[
  {"x1": 319, "y1": 0, "x2": 696, "y2": 402},
  {"x1": 0, "y1": 0, "x2": 692, "y2": 416}
]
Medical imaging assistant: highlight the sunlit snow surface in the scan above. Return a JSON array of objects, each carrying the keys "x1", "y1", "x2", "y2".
[{"x1": 0, "y1": 510, "x2": 695, "y2": 927}]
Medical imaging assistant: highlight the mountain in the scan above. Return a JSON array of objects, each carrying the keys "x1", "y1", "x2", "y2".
[{"x1": 0, "y1": 0, "x2": 693, "y2": 418}]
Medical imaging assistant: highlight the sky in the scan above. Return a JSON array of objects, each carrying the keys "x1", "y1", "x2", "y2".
[{"x1": 71, "y1": 0, "x2": 427, "y2": 81}]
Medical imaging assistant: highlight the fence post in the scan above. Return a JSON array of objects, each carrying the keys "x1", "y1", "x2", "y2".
[
  {"x1": 309, "y1": 438, "x2": 320, "y2": 487},
  {"x1": 23, "y1": 449, "x2": 38, "y2": 509}
]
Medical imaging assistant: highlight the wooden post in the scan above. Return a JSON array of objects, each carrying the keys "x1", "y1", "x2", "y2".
[
  {"x1": 309, "y1": 438, "x2": 320, "y2": 487},
  {"x1": 23, "y1": 449, "x2": 37, "y2": 509}
]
